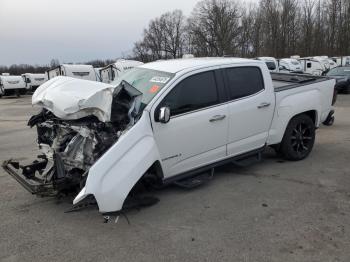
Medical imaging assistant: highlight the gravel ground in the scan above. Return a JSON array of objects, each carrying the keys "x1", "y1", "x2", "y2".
[{"x1": 0, "y1": 94, "x2": 349, "y2": 262}]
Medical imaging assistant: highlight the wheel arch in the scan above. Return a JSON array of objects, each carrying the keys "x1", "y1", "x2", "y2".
[{"x1": 300, "y1": 110, "x2": 318, "y2": 125}]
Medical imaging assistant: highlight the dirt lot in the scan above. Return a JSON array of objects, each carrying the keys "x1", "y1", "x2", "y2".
[{"x1": 0, "y1": 94, "x2": 349, "y2": 262}]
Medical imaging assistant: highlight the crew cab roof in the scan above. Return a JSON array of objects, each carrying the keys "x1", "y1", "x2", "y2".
[{"x1": 140, "y1": 57, "x2": 259, "y2": 74}]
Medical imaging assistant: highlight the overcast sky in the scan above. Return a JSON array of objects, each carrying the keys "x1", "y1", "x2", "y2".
[
  {"x1": 0, "y1": 0, "x2": 203, "y2": 66},
  {"x1": 0, "y1": 0, "x2": 259, "y2": 66}
]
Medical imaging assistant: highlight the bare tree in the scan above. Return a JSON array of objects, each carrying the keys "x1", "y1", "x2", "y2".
[
  {"x1": 188, "y1": 0, "x2": 242, "y2": 57},
  {"x1": 50, "y1": 58, "x2": 60, "y2": 68},
  {"x1": 161, "y1": 10, "x2": 186, "y2": 58}
]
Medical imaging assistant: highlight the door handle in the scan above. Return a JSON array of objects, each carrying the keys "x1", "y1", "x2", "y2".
[
  {"x1": 257, "y1": 102, "x2": 271, "y2": 109},
  {"x1": 209, "y1": 115, "x2": 226, "y2": 122}
]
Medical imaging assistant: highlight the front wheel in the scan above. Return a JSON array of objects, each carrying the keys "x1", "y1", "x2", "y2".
[{"x1": 280, "y1": 114, "x2": 316, "y2": 161}]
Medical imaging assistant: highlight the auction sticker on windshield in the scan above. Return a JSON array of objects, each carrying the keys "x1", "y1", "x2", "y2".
[
  {"x1": 149, "y1": 85, "x2": 160, "y2": 93},
  {"x1": 150, "y1": 76, "x2": 170, "y2": 84}
]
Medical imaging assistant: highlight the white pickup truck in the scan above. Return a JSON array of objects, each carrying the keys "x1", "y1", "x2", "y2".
[{"x1": 3, "y1": 58, "x2": 336, "y2": 214}]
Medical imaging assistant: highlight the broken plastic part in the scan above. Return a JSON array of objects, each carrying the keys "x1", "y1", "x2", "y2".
[{"x1": 3, "y1": 80, "x2": 144, "y2": 198}]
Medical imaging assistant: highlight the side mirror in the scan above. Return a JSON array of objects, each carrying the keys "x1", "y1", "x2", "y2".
[
  {"x1": 158, "y1": 106, "x2": 170, "y2": 123},
  {"x1": 279, "y1": 65, "x2": 285, "y2": 70}
]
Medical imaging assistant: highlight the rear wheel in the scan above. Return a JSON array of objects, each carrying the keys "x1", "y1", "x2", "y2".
[{"x1": 280, "y1": 114, "x2": 315, "y2": 161}]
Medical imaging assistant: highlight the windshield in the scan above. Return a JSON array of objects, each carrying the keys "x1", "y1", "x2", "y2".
[
  {"x1": 112, "y1": 67, "x2": 175, "y2": 105},
  {"x1": 327, "y1": 67, "x2": 350, "y2": 76}
]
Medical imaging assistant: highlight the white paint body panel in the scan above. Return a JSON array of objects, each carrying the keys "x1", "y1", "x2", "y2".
[
  {"x1": 267, "y1": 79, "x2": 335, "y2": 145},
  {"x1": 74, "y1": 112, "x2": 161, "y2": 212},
  {"x1": 221, "y1": 63, "x2": 276, "y2": 156}
]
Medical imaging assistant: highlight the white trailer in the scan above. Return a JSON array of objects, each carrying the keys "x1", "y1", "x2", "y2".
[
  {"x1": 256, "y1": 57, "x2": 279, "y2": 72},
  {"x1": 47, "y1": 64, "x2": 98, "y2": 81},
  {"x1": 0, "y1": 75, "x2": 27, "y2": 97},
  {"x1": 94, "y1": 67, "x2": 102, "y2": 82},
  {"x1": 331, "y1": 56, "x2": 350, "y2": 66},
  {"x1": 298, "y1": 58, "x2": 328, "y2": 76},
  {"x1": 100, "y1": 60, "x2": 144, "y2": 83},
  {"x1": 278, "y1": 58, "x2": 303, "y2": 73},
  {"x1": 22, "y1": 73, "x2": 48, "y2": 92},
  {"x1": 312, "y1": 56, "x2": 334, "y2": 71}
]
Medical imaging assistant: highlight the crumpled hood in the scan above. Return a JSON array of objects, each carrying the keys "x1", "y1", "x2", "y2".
[{"x1": 32, "y1": 76, "x2": 115, "y2": 122}]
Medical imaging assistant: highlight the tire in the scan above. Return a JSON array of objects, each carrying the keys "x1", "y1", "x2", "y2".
[{"x1": 280, "y1": 114, "x2": 315, "y2": 161}]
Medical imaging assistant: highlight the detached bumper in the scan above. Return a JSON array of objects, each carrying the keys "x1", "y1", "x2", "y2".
[{"x1": 2, "y1": 159, "x2": 55, "y2": 196}]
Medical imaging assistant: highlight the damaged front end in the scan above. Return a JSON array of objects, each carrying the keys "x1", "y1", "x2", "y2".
[{"x1": 2, "y1": 79, "x2": 143, "y2": 197}]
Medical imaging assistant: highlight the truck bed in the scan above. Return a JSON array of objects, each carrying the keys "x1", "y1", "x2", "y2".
[{"x1": 271, "y1": 72, "x2": 331, "y2": 92}]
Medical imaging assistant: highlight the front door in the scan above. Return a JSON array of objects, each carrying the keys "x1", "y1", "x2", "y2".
[{"x1": 152, "y1": 70, "x2": 229, "y2": 178}]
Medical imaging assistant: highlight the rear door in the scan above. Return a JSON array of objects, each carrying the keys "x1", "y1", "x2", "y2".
[
  {"x1": 223, "y1": 66, "x2": 275, "y2": 156},
  {"x1": 152, "y1": 69, "x2": 229, "y2": 178}
]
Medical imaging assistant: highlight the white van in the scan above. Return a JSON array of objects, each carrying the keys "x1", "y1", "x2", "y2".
[
  {"x1": 22, "y1": 73, "x2": 48, "y2": 91},
  {"x1": 256, "y1": 57, "x2": 279, "y2": 72},
  {"x1": 278, "y1": 58, "x2": 303, "y2": 73},
  {"x1": 47, "y1": 64, "x2": 98, "y2": 81},
  {"x1": 0, "y1": 75, "x2": 27, "y2": 97},
  {"x1": 100, "y1": 60, "x2": 144, "y2": 83}
]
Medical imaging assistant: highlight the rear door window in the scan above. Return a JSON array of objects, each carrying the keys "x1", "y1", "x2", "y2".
[
  {"x1": 161, "y1": 71, "x2": 219, "y2": 116},
  {"x1": 225, "y1": 67, "x2": 264, "y2": 100}
]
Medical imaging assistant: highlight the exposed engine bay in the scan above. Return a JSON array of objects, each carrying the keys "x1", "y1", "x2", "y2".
[{"x1": 3, "y1": 80, "x2": 143, "y2": 196}]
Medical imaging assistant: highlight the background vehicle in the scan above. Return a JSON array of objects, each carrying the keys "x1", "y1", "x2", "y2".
[
  {"x1": 331, "y1": 56, "x2": 350, "y2": 66},
  {"x1": 299, "y1": 58, "x2": 326, "y2": 75},
  {"x1": 94, "y1": 67, "x2": 102, "y2": 82},
  {"x1": 46, "y1": 64, "x2": 98, "y2": 81},
  {"x1": 100, "y1": 59, "x2": 143, "y2": 83},
  {"x1": 327, "y1": 66, "x2": 350, "y2": 94},
  {"x1": 316, "y1": 56, "x2": 338, "y2": 69},
  {"x1": 312, "y1": 56, "x2": 332, "y2": 73},
  {"x1": 22, "y1": 73, "x2": 47, "y2": 92},
  {"x1": 256, "y1": 57, "x2": 279, "y2": 72},
  {"x1": 0, "y1": 75, "x2": 27, "y2": 97},
  {"x1": 278, "y1": 58, "x2": 303, "y2": 73},
  {"x1": 3, "y1": 58, "x2": 336, "y2": 214}
]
